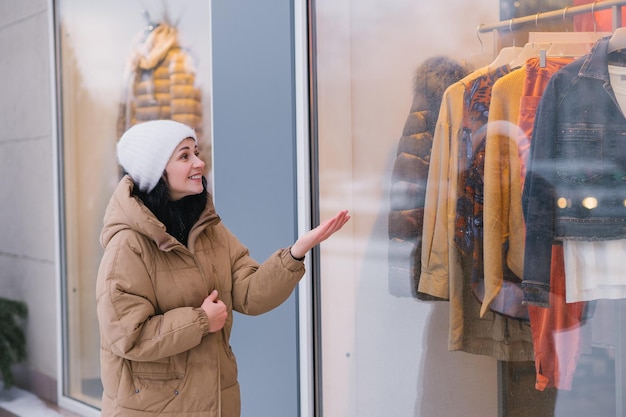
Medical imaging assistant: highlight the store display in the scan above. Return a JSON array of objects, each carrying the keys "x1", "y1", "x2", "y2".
[{"x1": 398, "y1": 3, "x2": 626, "y2": 395}]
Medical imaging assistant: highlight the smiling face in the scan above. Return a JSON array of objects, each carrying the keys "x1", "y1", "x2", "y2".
[{"x1": 164, "y1": 138, "x2": 206, "y2": 201}]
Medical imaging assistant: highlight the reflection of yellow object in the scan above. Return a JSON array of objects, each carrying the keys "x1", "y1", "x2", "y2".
[
  {"x1": 582, "y1": 197, "x2": 598, "y2": 209},
  {"x1": 624, "y1": 199, "x2": 626, "y2": 208},
  {"x1": 557, "y1": 197, "x2": 569, "y2": 209}
]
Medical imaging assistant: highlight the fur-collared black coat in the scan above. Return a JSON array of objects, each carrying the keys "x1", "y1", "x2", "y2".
[{"x1": 388, "y1": 56, "x2": 469, "y2": 299}]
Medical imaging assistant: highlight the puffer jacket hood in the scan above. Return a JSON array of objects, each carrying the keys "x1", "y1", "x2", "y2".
[
  {"x1": 101, "y1": 175, "x2": 220, "y2": 252},
  {"x1": 135, "y1": 24, "x2": 179, "y2": 71}
]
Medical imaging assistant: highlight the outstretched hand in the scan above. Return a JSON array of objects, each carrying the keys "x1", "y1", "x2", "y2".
[{"x1": 290, "y1": 210, "x2": 350, "y2": 259}]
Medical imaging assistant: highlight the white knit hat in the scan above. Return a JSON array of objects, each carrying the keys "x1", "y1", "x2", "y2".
[{"x1": 117, "y1": 120, "x2": 197, "y2": 192}]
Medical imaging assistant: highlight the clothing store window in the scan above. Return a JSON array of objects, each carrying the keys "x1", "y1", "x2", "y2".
[
  {"x1": 312, "y1": 0, "x2": 626, "y2": 416},
  {"x1": 54, "y1": 1, "x2": 212, "y2": 410}
]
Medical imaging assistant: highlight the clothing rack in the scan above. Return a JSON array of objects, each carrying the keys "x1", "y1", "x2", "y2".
[
  {"x1": 478, "y1": 6, "x2": 626, "y2": 417},
  {"x1": 477, "y1": 4, "x2": 626, "y2": 417},
  {"x1": 478, "y1": 0, "x2": 626, "y2": 33}
]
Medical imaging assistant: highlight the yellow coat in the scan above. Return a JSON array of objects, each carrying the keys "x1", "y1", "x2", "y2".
[
  {"x1": 116, "y1": 24, "x2": 207, "y2": 171},
  {"x1": 419, "y1": 67, "x2": 533, "y2": 361}
]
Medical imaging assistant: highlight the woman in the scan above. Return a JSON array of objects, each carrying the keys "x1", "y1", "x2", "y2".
[{"x1": 96, "y1": 119, "x2": 350, "y2": 417}]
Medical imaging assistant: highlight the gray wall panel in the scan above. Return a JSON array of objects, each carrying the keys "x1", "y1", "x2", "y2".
[{"x1": 211, "y1": 1, "x2": 300, "y2": 416}]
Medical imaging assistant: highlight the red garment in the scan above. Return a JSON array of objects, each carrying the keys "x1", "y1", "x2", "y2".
[
  {"x1": 573, "y1": 0, "x2": 626, "y2": 32},
  {"x1": 528, "y1": 246, "x2": 586, "y2": 391},
  {"x1": 517, "y1": 57, "x2": 573, "y2": 188},
  {"x1": 519, "y1": 57, "x2": 587, "y2": 391}
]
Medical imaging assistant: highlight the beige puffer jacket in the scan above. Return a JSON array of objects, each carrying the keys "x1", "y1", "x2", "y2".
[{"x1": 96, "y1": 176, "x2": 305, "y2": 417}]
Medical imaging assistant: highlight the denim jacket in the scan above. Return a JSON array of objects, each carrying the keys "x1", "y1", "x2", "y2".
[{"x1": 522, "y1": 38, "x2": 626, "y2": 307}]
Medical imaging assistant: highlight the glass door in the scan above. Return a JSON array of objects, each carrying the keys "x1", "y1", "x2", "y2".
[{"x1": 54, "y1": 0, "x2": 213, "y2": 410}]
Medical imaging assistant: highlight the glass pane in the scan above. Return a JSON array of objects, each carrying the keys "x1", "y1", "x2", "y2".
[
  {"x1": 56, "y1": 1, "x2": 212, "y2": 408},
  {"x1": 313, "y1": 0, "x2": 626, "y2": 416}
]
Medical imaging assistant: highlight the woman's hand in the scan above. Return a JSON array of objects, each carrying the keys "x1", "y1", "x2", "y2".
[
  {"x1": 201, "y1": 290, "x2": 228, "y2": 333},
  {"x1": 290, "y1": 210, "x2": 350, "y2": 259}
]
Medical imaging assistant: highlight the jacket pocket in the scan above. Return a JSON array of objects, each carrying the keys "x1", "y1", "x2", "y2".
[
  {"x1": 128, "y1": 352, "x2": 187, "y2": 400},
  {"x1": 130, "y1": 351, "x2": 188, "y2": 381},
  {"x1": 556, "y1": 125, "x2": 602, "y2": 184}
]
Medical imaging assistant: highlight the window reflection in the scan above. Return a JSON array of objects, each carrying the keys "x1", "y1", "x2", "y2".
[
  {"x1": 56, "y1": 1, "x2": 212, "y2": 408},
  {"x1": 315, "y1": 0, "x2": 625, "y2": 416}
]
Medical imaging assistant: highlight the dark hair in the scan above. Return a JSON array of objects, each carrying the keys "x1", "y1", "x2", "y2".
[{"x1": 131, "y1": 176, "x2": 208, "y2": 246}]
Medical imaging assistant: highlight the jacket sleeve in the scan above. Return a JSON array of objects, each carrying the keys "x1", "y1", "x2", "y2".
[
  {"x1": 221, "y1": 226, "x2": 306, "y2": 316},
  {"x1": 418, "y1": 83, "x2": 464, "y2": 299},
  {"x1": 481, "y1": 71, "x2": 525, "y2": 317},
  {"x1": 388, "y1": 111, "x2": 431, "y2": 299},
  {"x1": 521, "y1": 78, "x2": 558, "y2": 308},
  {"x1": 96, "y1": 241, "x2": 210, "y2": 362}
]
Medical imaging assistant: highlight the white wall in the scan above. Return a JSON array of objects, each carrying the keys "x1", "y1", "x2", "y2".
[{"x1": 0, "y1": 0, "x2": 58, "y2": 402}]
